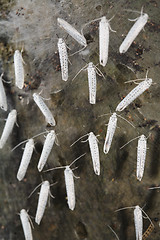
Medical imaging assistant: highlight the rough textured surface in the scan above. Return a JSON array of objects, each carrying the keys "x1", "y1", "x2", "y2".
[{"x1": 0, "y1": 0, "x2": 160, "y2": 239}]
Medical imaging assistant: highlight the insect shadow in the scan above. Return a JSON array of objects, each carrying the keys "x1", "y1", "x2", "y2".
[
  {"x1": 144, "y1": 187, "x2": 158, "y2": 212},
  {"x1": 115, "y1": 134, "x2": 129, "y2": 179},
  {"x1": 75, "y1": 221, "x2": 88, "y2": 239},
  {"x1": 50, "y1": 88, "x2": 65, "y2": 106},
  {"x1": 70, "y1": 139, "x2": 88, "y2": 175},
  {"x1": 117, "y1": 209, "x2": 129, "y2": 240},
  {"x1": 45, "y1": 158, "x2": 66, "y2": 210},
  {"x1": 150, "y1": 126, "x2": 160, "y2": 177},
  {"x1": 10, "y1": 118, "x2": 21, "y2": 150}
]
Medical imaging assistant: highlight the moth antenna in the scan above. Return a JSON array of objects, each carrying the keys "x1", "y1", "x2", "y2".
[
  {"x1": 49, "y1": 190, "x2": 55, "y2": 199},
  {"x1": 108, "y1": 15, "x2": 115, "y2": 22},
  {"x1": 28, "y1": 214, "x2": 34, "y2": 229},
  {"x1": 81, "y1": 16, "x2": 102, "y2": 36},
  {"x1": 69, "y1": 153, "x2": 86, "y2": 167},
  {"x1": 116, "y1": 114, "x2": 135, "y2": 128},
  {"x1": 70, "y1": 45, "x2": 87, "y2": 56},
  {"x1": 11, "y1": 130, "x2": 48, "y2": 151},
  {"x1": 72, "y1": 64, "x2": 88, "y2": 81},
  {"x1": 128, "y1": 17, "x2": 139, "y2": 22},
  {"x1": 50, "y1": 181, "x2": 58, "y2": 187},
  {"x1": 149, "y1": 186, "x2": 160, "y2": 190},
  {"x1": 28, "y1": 182, "x2": 43, "y2": 199},
  {"x1": 122, "y1": 8, "x2": 143, "y2": 15},
  {"x1": 32, "y1": 130, "x2": 49, "y2": 139},
  {"x1": 124, "y1": 78, "x2": 145, "y2": 83},
  {"x1": 70, "y1": 133, "x2": 89, "y2": 147},
  {"x1": 120, "y1": 135, "x2": 140, "y2": 150},
  {"x1": 115, "y1": 206, "x2": 136, "y2": 212},
  {"x1": 140, "y1": 207, "x2": 154, "y2": 227},
  {"x1": 95, "y1": 65, "x2": 105, "y2": 79},
  {"x1": 11, "y1": 139, "x2": 29, "y2": 152},
  {"x1": 44, "y1": 166, "x2": 66, "y2": 173},
  {"x1": 98, "y1": 113, "x2": 112, "y2": 118},
  {"x1": 107, "y1": 225, "x2": 119, "y2": 240}
]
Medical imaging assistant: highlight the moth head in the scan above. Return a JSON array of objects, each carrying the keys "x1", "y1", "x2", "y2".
[
  {"x1": 43, "y1": 180, "x2": 50, "y2": 187},
  {"x1": 33, "y1": 93, "x2": 38, "y2": 100},
  {"x1": 58, "y1": 38, "x2": 63, "y2": 44},
  {"x1": 89, "y1": 132, "x2": 94, "y2": 137},
  {"x1": 1, "y1": 105, "x2": 7, "y2": 111},
  {"x1": 49, "y1": 130, "x2": 55, "y2": 137},
  {"x1": 10, "y1": 109, "x2": 17, "y2": 118},
  {"x1": 146, "y1": 78, "x2": 152, "y2": 85},
  {"x1": 119, "y1": 47, "x2": 126, "y2": 54},
  {"x1": 140, "y1": 134, "x2": 146, "y2": 141},
  {"x1": 112, "y1": 112, "x2": 117, "y2": 118},
  {"x1": 88, "y1": 62, "x2": 93, "y2": 68},
  {"x1": 66, "y1": 166, "x2": 71, "y2": 172},
  {"x1": 14, "y1": 50, "x2": 20, "y2": 55},
  {"x1": 101, "y1": 16, "x2": 107, "y2": 23},
  {"x1": 28, "y1": 138, "x2": 34, "y2": 147},
  {"x1": 20, "y1": 209, "x2": 26, "y2": 215}
]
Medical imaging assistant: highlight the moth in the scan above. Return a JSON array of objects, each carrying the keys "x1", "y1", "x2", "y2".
[
  {"x1": 20, "y1": 209, "x2": 33, "y2": 240},
  {"x1": 38, "y1": 130, "x2": 56, "y2": 172},
  {"x1": 115, "y1": 205, "x2": 154, "y2": 240},
  {"x1": 0, "y1": 73, "x2": 7, "y2": 111},
  {"x1": 14, "y1": 50, "x2": 25, "y2": 89},
  {"x1": 71, "y1": 132, "x2": 100, "y2": 175},
  {"x1": 73, "y1": 62, "x2": 105, "y2": 104},
  {"x1": 33, "y1": 93, "x2": 56, "y2": 126},
  {"x1": 119, "y1": 10, "x2": 148, "y2": 53},
  {"x1": 57, "y1": 17, "x2": 87, "y2": 47},
  {"x1": 0, "y1": 109, "x2": 17, "y2": 149},
  {"x1": 45, "y1": 153, "x2": 86, "y2": 210},
  {"x1": 58, "y1": 38, "x2": 69, "y2": 81},
  {"x1": 35, "y1": 181, "x2": 53, "y2": 225},
  {"x1": 17, "y1": 139, "x2": 34, "y2": 181},
  {"x1": 116, "y1": 78, "x2": 152, "y2": 112}
]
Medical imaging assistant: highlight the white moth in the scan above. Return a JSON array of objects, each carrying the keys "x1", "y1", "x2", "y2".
[
  {"x1": 14, "y1": 50, "x2": 25, "y2": 89},
  {"x1": 103, "y1": 112, "x2": 117, "y2": 154},
  {"x1": 120, "y1": 134, "x2": 147, "y2": 181},
  {"x1": 45, "y1": 153, "x2": 86, "y2": 210},
  {"x1": 115, "y1": 205, "x2": 154, "y2": 240},
  {"x1": 50, "y1": 166, "x2": 75, "y2": 211},
  {"x1": 38, "y1": 130, "x2": 56, "y2": 172},
  {"x1": 64, "y1": 166, "x2": 76, "y2": 211},
  {"x1": 58, "y1": 38, "x2": 68, "y2": 81},
  {"x1": 0, "y1": 109, "x2": 17, "y2": 149},
  {"x1": 137, "y1": 134, "x2": 147, "y2": 181},
  {"x1": 99, "y1": 17, "x2": 109, "y2": 66},
  {"x1": 71, "y1": 133, "x2": 100, "y2": 175},
  {"x1": 33, "y1": 93, "x2": 56, "y2": 126},
  {"x1": 103, "y1": 112, "x2": 135, "y2": 154},
  {"x1": 57, "y1": 18, "x2": 87, "y2": 47},
  {"x1": 17, "y1": 139, "x2": 34, "y2": 181},
  {"x1": 87, "y1": 63, "x2": 97, "y2": 104},
  {"x1": 20, "y1": 209, "x2": 33, "y2": 240},
  {"x1": 134, "y1": 206, "x2": 143, "y2": 240},
  {"x1": 88, "y1": 132, "x2": 100, "y2": 175},
  {"x1": 35, "y1": 181, "x2": 50, "y2": 225},
  {"x1": 119, "y1": 12, "x2": 148, "y2": 54},
  {"x1": 116, "y1": 78, "x2": 152, "y2": 112},
  {"x1": 99, "y1": 16, "x2": 115, "y2": 66},
  {"x1": 73, "y1": 62, "x2": 104, "y2": 104},
  {"x1": 0, "y1": 73, "x2": 7, "y2": 111},
  {"x1": 82, "y1": 16, "x2": 115, "y2": 66}
]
